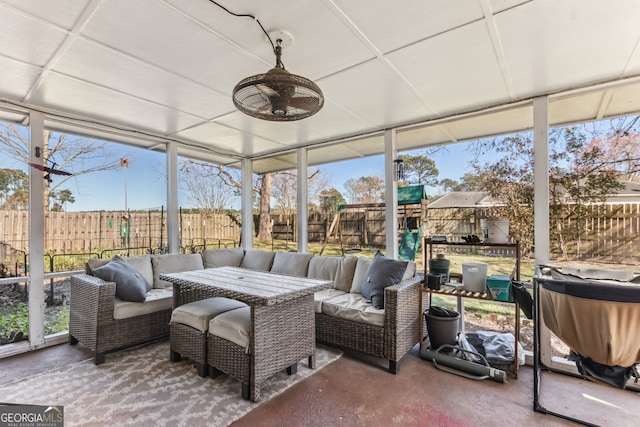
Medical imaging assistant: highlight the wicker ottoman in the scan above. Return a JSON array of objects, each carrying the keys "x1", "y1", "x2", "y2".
[
  {"x1": 170, "y1": 297, "x2": 247, "y2": 377},
  {"x1": 207, "y1": 306, "x2": 252, "y2": 399}
]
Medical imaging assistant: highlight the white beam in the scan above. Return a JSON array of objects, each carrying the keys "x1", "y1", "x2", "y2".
[
  {"x1": 29, "y1": 111, "x2": 45, "y2": 347},
  {"x1": 166, "y1": 140, "x2": 179, "y2": 253},
  {"x1": 241, "y1": 159, "x2": 254, "y2": 250},
  {"x1": 384, "y1": 129, "x2": 399, "y2": 258},
  {"x1": 533, "y1": 97, "x2": 550, "y2": 265},
  {"x1": 533, "y1": 96, "x2": 552, "y2": 367},
  {"x1": 297, "y1": 148, "x2": 308, "y2": 253}
]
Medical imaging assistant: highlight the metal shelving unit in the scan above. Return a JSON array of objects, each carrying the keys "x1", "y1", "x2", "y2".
[{"x1": 420, "y1": 239, "x2": 521, "y2": 378}]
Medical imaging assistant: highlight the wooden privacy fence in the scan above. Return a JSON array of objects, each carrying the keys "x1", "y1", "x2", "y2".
[
  {"x1": 426, "y1": 202, "x2": 640, "y2": 259},
  {"x1": 270, "y1": 210, "x2": 388, "y2": 248},
  {"x1": 0, "y1": 210, "x2": 240, "y2": 253},
  {"x1": 4, "y1": 202, "x2": 637, "y2": 260}
]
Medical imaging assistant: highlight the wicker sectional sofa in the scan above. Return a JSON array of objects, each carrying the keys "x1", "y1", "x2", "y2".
[{"x1": 70, "y1": 248, "x2": 422, "y2": 372}]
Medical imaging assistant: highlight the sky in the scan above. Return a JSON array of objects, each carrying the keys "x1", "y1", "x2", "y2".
[
  {"x1": 1, "y1": 132, "x2": 485, "y2": 213},
  {"x1": 1, "y1": 117, "x2": 632, "y2": 212}
]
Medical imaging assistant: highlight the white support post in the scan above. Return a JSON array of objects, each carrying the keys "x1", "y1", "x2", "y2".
[
  {"x1": 29, "y1": 111, "x2": 45, "y2": 347},
  {"x1": 166, "y1": 141, "x2": 179, "y2": 254},
  {"x1": 241, "y1": 159, "x2": 254, "y2": 250},
  {"x1": 384, "y1": 129, "x2": 399, "y2": 258},
  {"x1": 533, "y1": 96, "x2": 550, "y2": 266},
  {"x1": 297, "y1": 148, "x2": 308, "y2": 253},
  {"x1": 533, "y1": 96, "x2": 552, "y2": 366}
]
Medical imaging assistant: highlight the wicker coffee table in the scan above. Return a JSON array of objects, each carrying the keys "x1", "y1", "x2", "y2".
[{"x1": 161, "y1": 267, "x2": 332, "y2": 401}]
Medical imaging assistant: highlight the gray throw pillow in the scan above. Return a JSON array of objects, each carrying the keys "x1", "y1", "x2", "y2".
[
  {"x1": 361, "y1": 252, "x2": 408, "y2": 309},
  {"x1": 92, "y1": 255, "x2": 152, "y2": 302}
]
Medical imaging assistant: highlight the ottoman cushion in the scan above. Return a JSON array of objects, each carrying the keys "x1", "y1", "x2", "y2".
[
  {"x1": 171, "y1": 298, "x2": 247, "y2": 332},
  {"x1": 209, "y1": 306, "x2": 251, "y2": 352}
]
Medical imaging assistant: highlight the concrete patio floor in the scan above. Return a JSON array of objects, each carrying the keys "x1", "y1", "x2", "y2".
[{"x1": 1, "y1": 341, "x2": 636, "y2": 426}]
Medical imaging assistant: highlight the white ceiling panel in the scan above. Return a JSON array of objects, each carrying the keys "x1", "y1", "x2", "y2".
[
  {"x1": 176, "y1": 145, "x2": 239, "y2": 167},
  {"x1": 0, "y1": 5, "x2": 69, "y2": 66},
  {"x1": 496, "y1": 0, "x2": 640, "y2": 97},
  {"x1": 488, "y1": 0, "x2": 531, "y2": 14},
  {"x1": 441, "y1": 105, "x2": 533, "y2": 141},
  {"x1": 332, "y1": 0, "x2": 483, "y2": 54},
  {"x1": 54, "y1": 38, "x2": 231, "y2": 120},
  {"x1": 30, "y1": 73, "x2": 203, "y2": 135},
  {"x1": 212, "y1": 111, "x2": 326, "y2": 149},
  {"x1": 1, "y1": 0, "x2": 91, "y2": 30},
  {"x1": 0, "y1": 58, "x2": 43, "y2": 99},
  {"x1": 1, "y1": 0, "x2": 640, "y2": 173},
  {"x1": 606, "y1": 84, "x2": 640, "y2": 118},
  {"x1": 165, "y1": 0, "x2": 376, "y2": 80},
  {"x1": 79, "y1": 0, "x2": 266, "y2": 93},
  {"x1": 387, "y1": 20, "x2": 510, "y2": 117},
  {"x1": 549, "y1": 92, "x2": 605, "y2": 127},
  {"x1": 397, "y1": 104, "x2": 533, "y2": 151},
  {"x1": 252, "y1": 155, "x2": 298, "y2": 174},
  {"x1": 308, "y1": 134, "x2": 384, "y2": 166},
  {"x1": 548, "y1": 83, "x2": 640, "y2": 127},
  {"x1": 319, "y1": 59, "x2": 433, "y2": 126},
  {"x1": 398, "y1": 125, "x2": 456, "y2": 151},
  {"x1": 288, "y1": 100, "x2": 378, "y2": 144},
  {"x1": 0, "y1": 109, "x2": 28, "y2": 125},
  {"x1": 175, "y1": 121, "x2": 287, "y2": 157}
]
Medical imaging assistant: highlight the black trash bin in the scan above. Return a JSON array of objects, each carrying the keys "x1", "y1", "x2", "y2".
[{"x1": 424, "y1": 306, "x2": 460, "y2": 349}]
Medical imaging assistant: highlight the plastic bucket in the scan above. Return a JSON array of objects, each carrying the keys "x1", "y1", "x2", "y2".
[
  {"x1": 424, "y1": 307, "x2": 460, "y2": 349},
  {"x1": 462, "y1": 263, "x2": 488, "y2": 293},
  {"x1": 428, "y1": 257, "x2": 450, "y2": 282},
  {"x1": 480, "y1": 218, "x2": 510, "y2": 243}
]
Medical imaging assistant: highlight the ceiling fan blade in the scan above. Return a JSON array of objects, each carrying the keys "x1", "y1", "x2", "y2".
[
  {"x1": 256, "y1": 83, "x2": 279, "y2": 98},
  {"x1": 254, "y1": 103, "x2": 273, "y2": 114},
  {"x1": 288, "y1": 96, "x2": 320, "y2": 112}
]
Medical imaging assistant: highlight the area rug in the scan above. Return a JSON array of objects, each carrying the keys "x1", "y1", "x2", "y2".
[{"x1": 0, "y1": 342, "x2": 342, "y2": 427}]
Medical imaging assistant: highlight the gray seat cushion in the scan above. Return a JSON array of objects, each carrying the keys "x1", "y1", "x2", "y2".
[
  {"x1": 270, "y1": 252, "x2": 314, "y2": 276},
  {"x1": 202, "y1": 247, "x2": 245, "y2": 268},
  {"x1": 171, "y1": 297, "x2": 248, "y2": 332},
  {"x1": 240, "y1": 249, "x2": 275, "y2": 271},
  {"x1": 209, "y1": 306, "x2": 252, "y2": 352},
  {"x1": 308, "y1": 256, "x2": 357, "y2": 292},
  {"x1": 152, "y1": 253, "x2": 204, "y2": 289}
]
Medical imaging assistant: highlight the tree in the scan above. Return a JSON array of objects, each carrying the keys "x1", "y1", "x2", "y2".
[
  {"x1": 49, "y1": 189, "x2": 75, "y2": 212},
  {"x1": 398, "y1": 154, "x2": 439, "y2": 186},
  {"x1": 344, "y1": 176, "x2": 384, "y2": 204},
  {"x1": 271, "y1": 168, "x2": 328, "y2": 216},
  {"x1": 319, "y1": 188, "x2": 346, "y2": 213},
  {"x1": 548, "y1": 127, "x2": 623, "y2": 258},
  {"x1": 0, "y1": 124, "x2": 121, "y2": 210},
  {"x1": 470, "y1": 135, "x2": 535, "y2": 254},
  {"x1": 182, "y1": 160, "x2": 273, "y2": 240},
  {"x1": 0, "y1": 168, "x2": 28, "y2": 209},
  {"x1": 438, "y1": 173, "x2": 485, "y2": 193},
  {"x1": 578, "y1": 130, "x2": 640, "y2": 182},
  {"x1": 471, "y1": 126, "x2": 624, "y2": 258},
  {"x1": 180, "y1": 161, "x2": 235, "y2": 215},
  {"x1": 271, "y1": 171, "x2": 297, "y2": 217}
]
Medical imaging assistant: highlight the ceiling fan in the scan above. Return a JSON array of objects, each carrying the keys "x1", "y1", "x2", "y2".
[{"x1": 232, "y1": 37, "x2": 324, "y2": 121}]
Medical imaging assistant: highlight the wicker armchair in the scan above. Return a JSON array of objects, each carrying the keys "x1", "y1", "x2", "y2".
[
  {"x1": 69, "y1": 274, "x2": 171, "y2": 364},
  {"x1": 315, "y1": 275, "x2": 422, "y2": 374}
]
